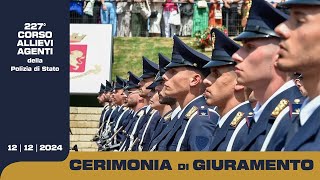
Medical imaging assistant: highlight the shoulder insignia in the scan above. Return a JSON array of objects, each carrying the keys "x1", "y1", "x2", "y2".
[
  {"x1": 185, "y1": 106, "x2": 198, "y2": 119},
  {"x1": 245, "y1": 112, "x2": 254, "y2": 128},
  {"x1": 138, "y1": 110, "x2": 145, "y2": 117},
  {"x1": 291, "y1": 99, "x2": 302, "y2": 115},
  {"x1": 198, "y1": 109, "x2": 208, "y2": 116},
  {"x1": 150, "y1": 109, "x2": 156, "y2": 114},
  {"x1": 271, "y1": 99, "x2": 289, "y2": 117},
  {"x1": 230, "y1": 111, "x2": 244, "y2": 128},
  {"x1": 164, "y1": 112, "x2": 172, "y2": 121}
]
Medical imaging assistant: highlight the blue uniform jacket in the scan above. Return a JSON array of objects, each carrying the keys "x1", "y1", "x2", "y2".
[
  {"x1": 284, "y1": 105, "x2": 320, "y2": 151},
  {"x1": 239, "y1": 85, "x2": 303, "y2": 151},
  {"x1": 158, "y1": 96, "x2": 219, "y2": 151},
  {"x1": 119, "y1": 107, "x2": 147, "y2": 151},
  {"x1": 147, "y1": 111, "x2": 173, "y2": 150},
  {"x1": 132, "y1": 111, "x2": 161, "y2": 151},
  {"x1": 112, "y1": 109, "x2": 134, "y2": 143},
  {"x1": 210, "y1": 102, "x2": 253, "y2": 151},
  {"x1": 263, "y1": 95, "x2": 305, "y2": 151}
]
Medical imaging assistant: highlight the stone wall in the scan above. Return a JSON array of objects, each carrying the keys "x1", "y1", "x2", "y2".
[{"x1": 70, "y1": 107, "x2": 102, "y2": 152}]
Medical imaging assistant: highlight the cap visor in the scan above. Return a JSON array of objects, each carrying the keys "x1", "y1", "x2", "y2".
[
  {"x1": 165, "y1": 62, "x2": 187, "y2": 69},
  {"x1": 140, "y1": 74, "x2": 155, "y2": 79},
  {"x1": 146, "y1": 81, "x2": 159, "y2": 89},
  {"x1": 234, "y1": 31, "x2": 272, "y2": 41},
  {"x1": 280, "y1": 0, "x2": 320, "y2": 7},
  {"x1": 203, "y1": 60, "x2": 235, "y2": 68},
  {"x1": 155, "y1": 75, "x2": 163, "y2": 82},
  {"x1": 125, "y1": 85, "x2": 140, "y2": 90}
]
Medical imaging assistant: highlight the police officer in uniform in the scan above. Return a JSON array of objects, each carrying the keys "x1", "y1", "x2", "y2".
[
  {"x1": 274, "y1": 0, "x2": 320, "y2": 151},
  {"x1": 229, "y1": 0, "x2": 304, "y2": 151},
  {"x1": 154, "y1": 36, "x2": 219, "y2": 151},
  {"x1": 118, "y1": 71, "x2": 148, "y2": 151},
  {"x1": 121, "y1": 57, "x2": 160, "y2": 151},
  {"x1": 134, "y1": 57, "x2": 160, "y2": 138},
  {"x1": 108, "y1": 76, "x2": 127, "y2": 124},
  {"x1": 134, "y1": 53, "x2": 178, "y2": 151},
  {"x1": 202, "y1": 28, "x2": 254, "y2": 151},
  {"x1": 94, "y1": 80, "x2": 114, "y2": 142},
  {"x1": 99, "y1": 77, "x2": 129, "y2": 150},
  {"x1": 148, "y1": 53, "x2": 181, "y2": 151}
]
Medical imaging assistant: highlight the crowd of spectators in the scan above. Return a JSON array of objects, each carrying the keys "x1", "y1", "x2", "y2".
[{"x1": 70, "y1": 0, "x2": 287, "y2": 37}]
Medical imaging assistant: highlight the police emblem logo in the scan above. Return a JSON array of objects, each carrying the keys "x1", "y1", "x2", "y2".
[
  {"x1": 246, "y1": 112, "x2": 254, "y2": 128},
  {"x1": 230, "y1": 111, "x2": 244, "y2": 128},
  {"x1": 294, "y1": 99, "x2": 300, "y2": 104},
  {"x1": 70, "y1": 33, "x2": 87, "y2": 72},
  {"x1": 271, "y1": 99, "x2": 289, "y2": 117},
  {"x1": 291, "y1": 99, "x2": 302, "y2": 115},
  {"x1": 185, "y1": 106, "x2": 198, "y2": 119},
  {"x1": 198, "y1": 109, "x2": 208, "y2": 116}
]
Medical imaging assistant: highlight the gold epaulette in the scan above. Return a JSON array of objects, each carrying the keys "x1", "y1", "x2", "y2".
[
  {"x1": 164, "y1": 112, "x2": 173, "y2": 121},
  {"x1": 150, "y1": 109, "x2": 156, "y2": 114},
  {"x1": 230, "y1": 111, "x2": 244, "y2": 128},
  {"x1": 271, "y1": 99, "x2": 289, "y2": 117},
  {"x1": 138, "y1": 110, "x2": 145, "y2": 117},
  {"x1": 185, "y1": 106, "x2": 198, "y2": 119}
]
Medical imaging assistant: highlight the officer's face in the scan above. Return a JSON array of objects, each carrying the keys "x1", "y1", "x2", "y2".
[
  {"x1": 275, "y1": 6, "x2": 320, "y2": 75},
  {"x1": 97, "y1": 94, "x2": 105, "y2": 104},
  {"x1": 126, "y1": 89, "x2": 140, "y2": 108},
  {"x1": 112, "y1": 89, "x2": 124, "y2": 105},
  {"x1": 163, "y1": 67, "x2": 196, "y2": 98},
  {"x1": 232, "y1": 38, "x2": 280, "y2": 89},
  {"x1": 149, "y1": 90, "x2": 161, "y2": 110},
  {"x1": 203, "y1": 66, "x2": 238, "y2": 106},
  {"x1": 122, "y1": 91, "x2": 128, "y2": 106},
  {"x1": 155, "y1": 81, "x2": 176, "y2": 105},
  {"x1": 103, "y1": 92, "x2": 112, "y2": 102},
  {"x1": 138, "y1": 77, "x2": 154, "y2": 98},
  {"x1": 155, "y1": 81, "x2": 165, "y2": 101}
]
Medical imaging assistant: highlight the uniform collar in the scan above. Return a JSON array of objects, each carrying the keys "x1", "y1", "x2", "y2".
[
  {"x1": 300, "y1": 95, "x2": 320, "y2": 126},
  {"x1": 171, "y1": 106, "x2": 181, "y2": 120},
  {"x1": 146, "y1": 105, "x2": 151, "y2": 114},
  {"x1": 218, "y1": 101, "x2": 249, "y2": 128},
  {"x1": 177, "y1": 95, "x2": 203, "y2": 119},
  {"x1": 253, "y1": 80, "x2": 295, "y2": 122},
  {"x1": 133, "y1": 106, "x2": 146, "y2": 117},
  {"x1": 118, "y1": 105, "x2": 125, "y2": 111}
]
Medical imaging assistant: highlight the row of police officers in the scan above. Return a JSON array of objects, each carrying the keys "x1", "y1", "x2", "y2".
[{"x1": 93, "y1": 0, "x2": 320, "y2": 151}]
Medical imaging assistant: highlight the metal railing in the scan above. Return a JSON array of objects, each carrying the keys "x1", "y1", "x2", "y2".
[{"x1": 70, "y1": 1, "x2": 286, "y2": 37}]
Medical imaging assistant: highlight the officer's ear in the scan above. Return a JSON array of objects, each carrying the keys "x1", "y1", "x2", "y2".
[
  {"x1": 295, "y1": 79, "x2": 302, "y2": 88},
  {"x1": 190, "y1": 73, "x2": 202, "y2": 87},
  {"x1": 137, "y1": 95, "x2": 144, "y2": 103},
  {"x1": 234, "y1": 83, "x2": 244, "y2": 91}
]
